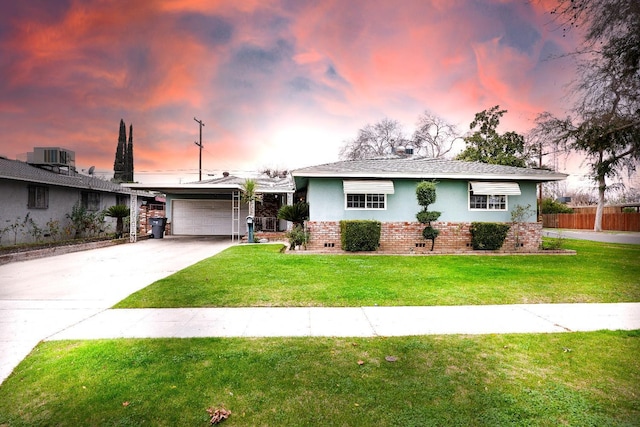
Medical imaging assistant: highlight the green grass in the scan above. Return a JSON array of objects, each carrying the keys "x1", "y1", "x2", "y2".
[
  {"x1": 116, "y1": 239, "x2": 640, "y2": 308},
  {"x1": 0, "y1": 332, "x2": 638, "y2": 426}
]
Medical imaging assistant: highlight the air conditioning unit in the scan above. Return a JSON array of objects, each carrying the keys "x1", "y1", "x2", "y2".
[
  {"x1": 27, "y1": 147, "x2": 76, "y2": 168},
  {"x1": 27, "y1": 147, "x2": 77, "y2": 174}
]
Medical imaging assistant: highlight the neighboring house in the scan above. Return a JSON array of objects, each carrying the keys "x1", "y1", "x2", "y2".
[
  {"x1": 0, "y1": 151, "x2": 149, "y2": 246},
  {"x1": 291, "y1": 156, "x2": 567, "y2": 252},
  {"x1": 126, "y1": 172, "x2": 295, "y2": 240}
]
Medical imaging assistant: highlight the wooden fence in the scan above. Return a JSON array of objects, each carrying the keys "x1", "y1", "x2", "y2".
[{"x1": 542, "y1": 213, "x2": 640, "y2": 231}]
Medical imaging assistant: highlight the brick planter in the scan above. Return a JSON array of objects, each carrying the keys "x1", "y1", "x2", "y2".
[{"x1": 306, "y1": 221, "x2": 543, "y2": 254}]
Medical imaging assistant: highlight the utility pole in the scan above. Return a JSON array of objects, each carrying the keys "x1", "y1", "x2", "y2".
[{"x1": 194, "y1": 117, "x2": 205, "y2": 181}]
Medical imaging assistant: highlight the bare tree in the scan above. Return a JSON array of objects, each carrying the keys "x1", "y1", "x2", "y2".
[
  {"x1": 534, "y1": 0, "x2": 640, "y2": 231},
  {"x1": 339, "y1": 118, "x2": 408, "y2": 160},
  {"x1": 411, "y1": 111, "x2": 462, "y2": 159}
]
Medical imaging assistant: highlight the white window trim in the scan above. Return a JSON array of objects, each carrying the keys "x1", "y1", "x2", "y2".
[
  {"x1": 468, "y1": 183, "x2": 508, "y2": 211},
  {"x1": 345, "y1": 193, "x2": 387, "y2": 210}
]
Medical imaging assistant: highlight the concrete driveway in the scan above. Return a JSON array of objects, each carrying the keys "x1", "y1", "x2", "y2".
[{"x1": 0, "y1": 236, "x2": 234, "y2": 384}]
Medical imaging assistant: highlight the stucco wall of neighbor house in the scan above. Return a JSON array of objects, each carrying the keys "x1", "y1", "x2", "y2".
[
  {"x1": 306, "y1": 221, "x2": 543, "y2": 254},
  {"x1": 1, "y1": 180, "x2": 123, "y2": 245},
  {"x1": 307, "y1": 178, "x2": 539, "y2": 223}
]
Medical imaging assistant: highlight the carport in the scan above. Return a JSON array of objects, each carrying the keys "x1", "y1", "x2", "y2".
[{"x1": 125, "y1": 174, "x2": 294, "y2": 241}]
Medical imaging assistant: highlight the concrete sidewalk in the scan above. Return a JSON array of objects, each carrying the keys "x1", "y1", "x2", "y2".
[{"x1": 49, "y1": 303, "x2": 640, "y2": 340}]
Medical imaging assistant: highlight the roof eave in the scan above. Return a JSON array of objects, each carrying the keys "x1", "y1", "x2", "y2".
[{"x1": 291, "y1": 171, "x2": 568, "y2": 182}]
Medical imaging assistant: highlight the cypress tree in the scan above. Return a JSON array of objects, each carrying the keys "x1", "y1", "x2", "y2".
[
  {"x1": 113, "y1": 119, "x2": 126, "y2": 181},
  {"x1": 125, "y1": 124, "x2": 134, "y2": 182}
]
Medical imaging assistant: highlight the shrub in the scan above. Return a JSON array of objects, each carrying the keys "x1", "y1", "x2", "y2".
[
  {"x1": 541, "y1": 198, "x2": 573, "y2": 214},
  {"x1": 105, "y1": 205, "x2": 130, "y2": 238},
  {"x1": 277, "y1": 202, "x2": 309, "y2": 228},
  {"x1": 416, "y1": 210, "x2": 442, "y2": 224},
  {"x1": 285, "y1": 225, "x2": 309, "y2": 249},
  {"x1": 542, "y1": 235, "x2": 565, "y2": 250},
  {"x1": 470, "y1": 222, "x2": 510, "y2": 250},
  {"x1": 340, "y1": 220, "x2": 381, "y2": 252}
]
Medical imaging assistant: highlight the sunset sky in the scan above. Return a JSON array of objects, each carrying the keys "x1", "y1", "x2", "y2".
[{"x1": 0, "y1": 0, "x2": 587, "y2": 185}]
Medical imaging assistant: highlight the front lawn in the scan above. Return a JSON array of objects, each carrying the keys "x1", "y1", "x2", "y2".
[
  {"x1": 116, "y1": 239, "x2": 640, "y2": 308},
  {"x1": 0, "y1": 332, "x2": 638, "y2": 426}
]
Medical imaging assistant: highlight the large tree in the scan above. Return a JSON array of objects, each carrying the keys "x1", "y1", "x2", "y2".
[
  {"x1": 455, "y1": 106, "x2": 529, "y2": 167},
  {"x1": 534, "y1": 0, "x2": 640, "y2": 231},
  {"x1": 411, "y1": 110, "x2": 461, "y2": 159},
  {"x1": 339, "y1": 118, "x2": 409, "y2": 160}
]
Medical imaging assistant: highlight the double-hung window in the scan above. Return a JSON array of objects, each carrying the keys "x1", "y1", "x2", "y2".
[
  {"x1": 343, "y1": 180, "x2": 394, "y2": 210},
  {"x1": 468, "y1": 182, "x2": 520, "y2": 211},
  {"x1": 28, "y1": 185, "x2": 49, "y2": 209}
]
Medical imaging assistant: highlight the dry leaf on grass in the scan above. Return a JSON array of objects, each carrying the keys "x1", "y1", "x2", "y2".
[
  {"x1": 207, "y1": 407, "x2": 231, "y2": 425},
  {"x1": 385, "y1": 356, "x2": 398, "y2": 362},
  {"x1": 357, "y1": 360, "x2": 365, "y2": 365}
]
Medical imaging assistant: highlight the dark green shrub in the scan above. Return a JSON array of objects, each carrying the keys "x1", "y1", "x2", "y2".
[
  {"x1": 540, "y1": 198, "x2": 573, "y2": 214},
  {"x1": 277, "y1": 202, "x2": 309, "y2": 228},
  {"x1": 470, "y1": 222, "x2": 510, "y2": 250},
  {"x1": 416, "y1": 181, "x2": 437, "y2": 206},
  {"x1": 340, "y1": 220, "x2": 381, "y2": 252},
  {"x1": 416, "y1": 210, "x2": 442, "y2": 224},
  {"x1": 422, "y1": 226, "x2": 440, "y2": 241}
]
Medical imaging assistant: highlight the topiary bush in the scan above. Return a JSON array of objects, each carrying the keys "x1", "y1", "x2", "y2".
[
  {"x1": 415, "y1": 181, "x2": 441, "y2": 251},
  {"x1": 470, "y1": 222, "x2": 510, "y2": 250},
  {"x1": 340, "y1": 220, "x2": 381, "y2": 252}
]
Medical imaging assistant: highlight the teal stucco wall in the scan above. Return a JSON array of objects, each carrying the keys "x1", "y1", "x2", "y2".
[{"x1": 307, "y1": 178, "x2": 538, "y2": 223}]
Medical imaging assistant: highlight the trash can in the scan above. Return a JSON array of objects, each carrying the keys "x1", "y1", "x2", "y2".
[{"x1": 149, "y1": 217, "x2": 167, "y2": 239}]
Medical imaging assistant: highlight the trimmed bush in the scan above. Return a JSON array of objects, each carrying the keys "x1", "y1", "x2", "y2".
[
  {"x1": 340, "y1": 220, "x2": 381, "y2": 252},
  {"x1": 415, "y1": 181, "x2": 441, "y2": 251},
  {"x1": 470, "y1": 222, "x2": 510, "y2": 250},
  {"x1": 416, "y1": 210, "x2": 442, "y2": 224}
]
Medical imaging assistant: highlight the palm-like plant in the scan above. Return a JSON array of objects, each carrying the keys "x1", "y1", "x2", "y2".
[
  {"x1": 277, "y1": 202, "x2": 309, "y2": 228},
  {"x1": 241, "y1": 178, "x2": 262, "y2": 217},
  {"x1": 105, "y1": 205, "x2": 129, "y2": 238}
]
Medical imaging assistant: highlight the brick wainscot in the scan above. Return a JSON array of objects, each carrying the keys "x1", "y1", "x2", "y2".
[{"x1": 305, "y1": 221, "x2": 543, "y2": 254}]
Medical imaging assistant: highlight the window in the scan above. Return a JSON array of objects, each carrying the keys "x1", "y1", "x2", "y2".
[
  {"x1": 343, "y1": 180, "x2": 393, "y2": 210},
  {"x1": 346, "y1": 193, "x2": 386, "y2": 209},
  {"x1": 469, "y1": 185, "x2": 507, "y2": 210},
  {"x1": 28, "y1": 185, "x2": 49, "y2": 209},
  {"x1": 81, "y1": 191, "x2": 101, "y2": 211}
]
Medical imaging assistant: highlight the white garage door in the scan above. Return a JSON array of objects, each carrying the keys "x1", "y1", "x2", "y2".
[{"x1": 172, "y1": 199, "x2": 233, "y2": 235}]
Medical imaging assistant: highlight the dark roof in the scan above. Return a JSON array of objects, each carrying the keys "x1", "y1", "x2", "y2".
[
  {"x1": 0, "y1": 157, "x2": 135, "y2": 194},
  {"x1": 292, "y1": 156, "x2": 567, "y2": 184}
]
